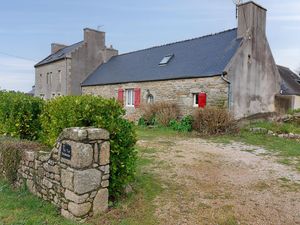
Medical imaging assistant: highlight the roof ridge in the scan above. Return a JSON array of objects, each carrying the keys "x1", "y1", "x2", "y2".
[{"x1": 116, "y1": 28, "x2": 237, "y2": 57}]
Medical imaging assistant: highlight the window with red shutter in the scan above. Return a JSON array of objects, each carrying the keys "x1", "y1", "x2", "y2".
[
  {"x1": 117, "y1": 89, "x2": 124, "y2": 105},
  {"x1": 134, "y1": 88, "x2": 141, "y2": 108},
  {"x1": 198, "y1": 92, "x2": 207, "y2": 108}
]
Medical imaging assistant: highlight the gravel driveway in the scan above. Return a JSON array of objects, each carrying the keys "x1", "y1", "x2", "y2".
[{"x1": 137, "y1": 136, "x2": 300, "y2": 225}]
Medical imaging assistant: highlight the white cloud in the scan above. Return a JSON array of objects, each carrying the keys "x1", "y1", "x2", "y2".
[{"x1": 0, "y1": 56, "x2": 35, "y2": 92}]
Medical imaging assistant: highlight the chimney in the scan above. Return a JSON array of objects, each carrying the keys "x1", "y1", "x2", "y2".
[
  {"x1": 237, "y1": 1, "x2": 267, "y2": 38},
  {"x1": 51, "y1": 43, "x2": 67, "y2": 54},
  {"x1": 84, "y1": 28, "x2": 105, "y2": 49}
]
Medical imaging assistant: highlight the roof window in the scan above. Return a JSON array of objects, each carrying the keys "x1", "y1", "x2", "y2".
[{"x1": 159, "y1": 54, "x2": 174, "y2": 66}]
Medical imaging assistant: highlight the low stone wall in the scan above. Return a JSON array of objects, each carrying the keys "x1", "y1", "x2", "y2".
[
  {"x1": 250, "y1": 127, "x2": 300, "y2": 141},
  {"x1": 15, "y1": 127, "x2": 110, "y2": 222}
]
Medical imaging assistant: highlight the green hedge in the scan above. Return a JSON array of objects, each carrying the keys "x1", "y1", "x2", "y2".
[
  {"x1": 40, "y1": 95, "x2": 137, "y2": 198},
  {"x1": 0, "y1": 91, "x2": 44, "y2": 140}
]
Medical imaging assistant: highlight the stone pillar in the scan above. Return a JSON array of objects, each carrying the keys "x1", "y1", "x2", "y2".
[
  {"x1": 15, "y1": 127, "x2": 111, "y2": 222},
  {"x1": 58, "y1": 127, "x2": 110, "y2": 221}
]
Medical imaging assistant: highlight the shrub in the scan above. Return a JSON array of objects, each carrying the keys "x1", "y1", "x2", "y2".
[
  {"x1": 0, "y1": 91, "x2": 44, "y2": 140},
  {"x1": 141, "y1": 102, "x2": 179, "y2": 126},
  {"x1": 39, "y1": 95, "x2": 137, "y2": 198},
  {"x1": 192, "y1": 107, "x2": 237, "y2": 135},
  {"x1": 0, "y1": 137, "x2": 48, "y2": 184},
  {"x1": 169, "y1": 115, "x2": 193, "y2": 132}
]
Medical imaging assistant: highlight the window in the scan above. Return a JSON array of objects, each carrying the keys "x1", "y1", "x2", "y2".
[
  {"x1": 40, "y1": 94, "x2": 45, "y2": 100},
  {"x1": 58, "y1": 70, "x2": 62, "y2": 83},
  {"x1": 147, "y1": 94, "x2": 154, "y2": 104},
  {"x1": 52, "y1": 93, "x2": 56, "y2": 98},
  {"x1": 125, "y1": 89, "x2": 134, "y2": 107},
  {"x1": 159, "y1": 54, "x2": 174, "y2": 65},
  {"x1": 193, "y1": 93, "x2": 199, "y2": 107}
]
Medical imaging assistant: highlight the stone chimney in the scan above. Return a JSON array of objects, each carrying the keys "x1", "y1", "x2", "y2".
[
  {"x1": 84, "y1": 28, "x2": 105, "y2": 50},
  {"x1": 237, "y1": 1, "x2": 267, "y2": 38},
  {"x1": 51, "y1": 43, "x2": 67, "y2": 54}
]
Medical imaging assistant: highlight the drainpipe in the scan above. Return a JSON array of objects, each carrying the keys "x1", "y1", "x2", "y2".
[{"x1": 221, "y1": 71, "x2": 231, "y2": 110}]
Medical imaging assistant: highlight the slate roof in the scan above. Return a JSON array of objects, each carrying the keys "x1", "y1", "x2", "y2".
[
  {"x1": 278, "y1": 65, "x2": 300, "y2": 96},
  {"x1": 82, "y1": 28, "x2": 241, "y2": 86},
  {"x1": 35, "y1": 41, "x2": 84, "y2": 67}
]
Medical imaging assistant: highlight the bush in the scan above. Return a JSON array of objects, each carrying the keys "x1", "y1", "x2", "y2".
[
  {"x1": 169, "y1": 115, "x2": 193, "y2": 132},
  {"x1": 0, "y1": 91, "x2": 44, "y2": 140},
  {"x1": 141, "y1": 102, "x2": 179, "y2": 126},
  {"x1": 39, "y1": 95, "x2": 137, "y2": 198},
  {"x1": 192, "y1": 107, "x2": 237, "y2": 135},
  {"x1": 0, "y1": 137, "x2": 48, "y2": 184}
]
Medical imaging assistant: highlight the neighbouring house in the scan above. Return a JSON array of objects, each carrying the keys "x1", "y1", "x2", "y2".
[
  {"x1": 34, "y1": 28, "x2": 117, "y2": 99},
  {"x1": 276, "y1": 65, "x2": 300, "y2": 112},
  {"x1": 82, "y1": 1, "x2": 282, "y2": 120}
]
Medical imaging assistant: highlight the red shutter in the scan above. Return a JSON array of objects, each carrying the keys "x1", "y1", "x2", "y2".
[
  {"x1": 198, "y1": 92, "x2": 207, "y2": 108},
  {"x1": 134, "y1": 88, "x2": 141, "y2": 108},
  {"x1": 117, "y1": 89, "x2": 124, "y2": 105}
]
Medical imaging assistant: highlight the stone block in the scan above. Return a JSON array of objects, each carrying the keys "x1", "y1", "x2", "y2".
[
  {"x1": 24, "y1": 151, "x2": 35, "y2": 162},
  {"x1": 68, "y1": 202, "x2": 91, "y2": 217},
  {"x1": 61, "y1": 169, "x2": 74, "y2": 190},
  {"x1": 60, "y1": 141, "x2": 93, "y2": 169},
  {"x1": 26, "y1": 179, "x2": 35, "y2": 194},
  {"x1": 73, "y1": 169, "x2": 101, "y2": 194},
  {"x1": 65, "y1": 189, "x2": 89, "y2": 204},
  {"x1": 101, "y1": 180, "x2": 109, "y2": 188},
  {"x1": 99, "y1": 142, "x2": 110, "y2": 166},
  {"x1": 38, "y1": 151, "x2": 51, "y2": 162},
  {"x1": 100, "y1": 165, "x2": 110, "y2": 174},
  {"x1": 59, "y1": 127, "x2": 88, "y2": 142},
  {"x1": 61, "y1": 208, "x2": 76, "y2": 220},
  {"x1": 42, "y1": 178, "x2": 53, "y2": 189},
  {"x1": 93, "y1": 189, "x2": 108, "y2": 214},
  {"x1": 87, "y1": 128, "x2": 109, "y2": 140}
]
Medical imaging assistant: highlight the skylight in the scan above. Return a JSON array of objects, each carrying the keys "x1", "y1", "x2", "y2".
[{"x1": 159, "y1": 54, "x2": 174, "y2": 65}]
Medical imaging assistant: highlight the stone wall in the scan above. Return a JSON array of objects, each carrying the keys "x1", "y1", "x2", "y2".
[
  {"x1": 82, "y1": 76, "x2": 228, "y2": 121},
  {"x1": 15, "y1": 127, "x2": 110, "y2": 222}
]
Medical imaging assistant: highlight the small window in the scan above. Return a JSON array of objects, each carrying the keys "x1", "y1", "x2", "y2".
[
  {"x1": 58, "y1": 70, "x2": 62, "y2": 83},
  {"x1": 125, "y1": 89, "x2": 134, "y2": 107},
  {"x1": 193, "y1": 93, "x2": 199, "y2": 107},
  {"x1": 159, "y1": 54, "x2": 174, "y2": 65},
  {"x1": 147, "y1": 94, "x2": 154, "y2": 104},
  {"x1": 57, "y1": 93, "x2": 61, "y2": 97},
  {"x1": 40, "y1": 94, "x2": 45, "y2": 100},
  {"x1": 52, "y1": 93, "x2": 56, "y2": 98}
]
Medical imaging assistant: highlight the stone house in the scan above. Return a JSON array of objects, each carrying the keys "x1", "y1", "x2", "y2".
[
  {"x1": 34, "y1": 28, "x2": 117, "y2": 99},
  {"x1": 82, "y1": 1, "x2": 284, "y2": 120},
  {"x1": 277, "y1": 65, "x2": 300, "y2": 112}
]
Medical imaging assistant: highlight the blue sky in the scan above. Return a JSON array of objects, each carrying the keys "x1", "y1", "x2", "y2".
[{"x1": 0, "y1": 0, "x2": 299, "y2": 92}]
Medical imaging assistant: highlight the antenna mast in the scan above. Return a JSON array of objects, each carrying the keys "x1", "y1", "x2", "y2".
[{"x1": 232, "y1": 0, "x2": 243, "y2": 19}]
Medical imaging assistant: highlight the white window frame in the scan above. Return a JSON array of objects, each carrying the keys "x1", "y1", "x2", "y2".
[
  {"x1": 193, "y1": 93, "x2": 199, "y2": 107},
  {"x1": 125, "y1": 89, "x2": 134, "y2": 107}
]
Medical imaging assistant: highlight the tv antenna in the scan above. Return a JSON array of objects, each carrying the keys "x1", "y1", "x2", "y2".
[{"x1": 232, "y1": 0, "x2": 243, "y2": 18}]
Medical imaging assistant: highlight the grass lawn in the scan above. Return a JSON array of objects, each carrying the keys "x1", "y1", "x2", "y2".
[{"x1": 0, "y1": 181, "x2": 77, "y2": 225}]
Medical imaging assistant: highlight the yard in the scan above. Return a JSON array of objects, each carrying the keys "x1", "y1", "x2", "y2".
[{"x1": 0, "y1": 127, "x2": 300, "y2": 224}]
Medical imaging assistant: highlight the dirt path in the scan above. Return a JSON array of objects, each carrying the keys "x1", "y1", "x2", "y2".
[{"x1": 137, "y1": 136, "x2": 300, "y2": 225}]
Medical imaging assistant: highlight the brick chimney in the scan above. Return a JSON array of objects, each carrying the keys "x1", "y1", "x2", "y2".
[
  {"x1": 51, "y1": 43, "x2": 67, "y2": 54},
  {"x1": 237, "y1": 1, "x2": 267, "y2": 38}
]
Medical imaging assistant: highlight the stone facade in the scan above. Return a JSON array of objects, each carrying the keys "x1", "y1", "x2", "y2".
[
  {"x1": 35, "y1": 28, "x2": 118, "y2": 99},
  {"x1": 35, "y1": 59, "x2": 71, "y2": 99},
  {"x1": 82, "y1": 76, "x2": 228, "y2": 121},
  {"x1": 14, "y1": 127, "x2": 110, "y2": 222}
]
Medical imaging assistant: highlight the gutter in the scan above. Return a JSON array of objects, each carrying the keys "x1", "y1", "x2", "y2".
[{"x1": 221, "y1": 71, "x2": 231, "y2": 110}]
